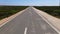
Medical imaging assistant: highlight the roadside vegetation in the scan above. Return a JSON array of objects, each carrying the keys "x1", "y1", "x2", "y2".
[
  {"x1": 0, "y1": 6, "x2": 28, "y2": 20},
  {"x1": 34, "y1": 6, "x2": 60, "y2": 18}
]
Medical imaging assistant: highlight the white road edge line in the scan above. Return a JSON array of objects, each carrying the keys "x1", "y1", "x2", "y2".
[
  {"x1": 34, "y1": 9, "x2": 60, "y2": 34},
  {"x1": 39, "y1": 14, "x2": 60, "y2": 34},
  {"x1": 24, "y1": 27, "x2": 28, "y2": 34}
]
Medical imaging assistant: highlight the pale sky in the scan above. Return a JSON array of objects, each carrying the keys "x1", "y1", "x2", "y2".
[{"x1": 0, "y1": 0, "x2": 59, "y2": 6}]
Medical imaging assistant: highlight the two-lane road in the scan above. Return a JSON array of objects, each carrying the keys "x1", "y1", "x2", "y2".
[{"x1": 0, "y1": 7, "x2": 58, "y2": 34}]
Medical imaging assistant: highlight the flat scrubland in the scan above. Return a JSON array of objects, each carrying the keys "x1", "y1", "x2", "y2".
[
  {"x1": 0, "y1": 6, "x2": 28, "y2": 20},
  {"x1": 34, "y1": 6, "x2": 60, "y2": 18}
]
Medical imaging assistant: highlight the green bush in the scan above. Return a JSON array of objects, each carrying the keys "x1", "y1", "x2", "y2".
[{"x1": 53, "y1": 10, "x2": 60, "y2": 16}]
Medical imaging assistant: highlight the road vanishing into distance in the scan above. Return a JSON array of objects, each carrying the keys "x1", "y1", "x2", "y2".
[{"x1": 0, "y1": 7, "x2": 58, "y2": 34}]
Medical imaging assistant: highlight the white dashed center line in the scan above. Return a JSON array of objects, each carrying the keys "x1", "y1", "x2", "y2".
[{"x1": 24, "y1": 27, "x2": 28, "y2": 34}]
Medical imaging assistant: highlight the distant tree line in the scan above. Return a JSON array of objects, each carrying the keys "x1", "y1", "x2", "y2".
[{"x1": 0, "y1": 6, "x2": 28, "y2": 20}]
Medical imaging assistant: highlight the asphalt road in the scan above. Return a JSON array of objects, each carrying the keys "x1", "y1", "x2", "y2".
[{"x1": 0, "y1": 7, "x2": 58, "y2": 34}]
